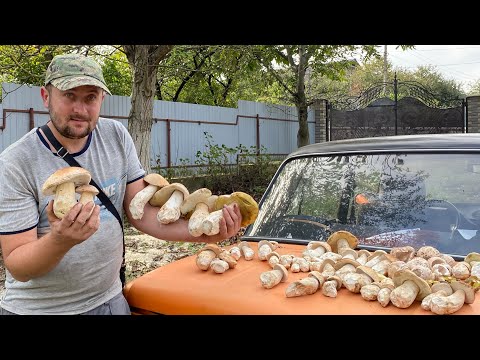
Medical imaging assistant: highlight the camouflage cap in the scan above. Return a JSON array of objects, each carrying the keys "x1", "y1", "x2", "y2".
[{"x1": 44, "y1": 53, "x2": 111, "y2": 95}]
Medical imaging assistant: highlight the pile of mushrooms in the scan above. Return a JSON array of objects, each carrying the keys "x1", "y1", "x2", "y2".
[{"x1": 252, "y1": 230, "x2": 479, "y2": 314}]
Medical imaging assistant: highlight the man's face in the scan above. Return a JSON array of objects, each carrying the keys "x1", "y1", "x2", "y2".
[{"x1": 41, "y1": 85, "x2": 105, "y2": 139}]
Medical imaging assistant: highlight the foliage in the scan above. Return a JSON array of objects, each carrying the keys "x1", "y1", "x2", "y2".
[
  {"x1": 156, "y1": 45, "x2": 276, "y2": 107},
  {"x1": 100, "y1": 49, "x2": 132, "y2": 96},
  {"x1": 155, "y1": 132, "x2": 278, "y2": 201}
]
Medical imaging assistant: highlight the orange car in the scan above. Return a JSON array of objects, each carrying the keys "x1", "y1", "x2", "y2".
[{"x1": 124, "y1": 134, "x2": 480, "y2": 314}]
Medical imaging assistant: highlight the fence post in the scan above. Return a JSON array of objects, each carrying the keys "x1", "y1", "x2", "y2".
[
  {"x1": 312, "y1": 99, "x2": 328, "y2": 143},
  {"x1": 466, "y1": 96, "x2": 480, "y2": 133}
]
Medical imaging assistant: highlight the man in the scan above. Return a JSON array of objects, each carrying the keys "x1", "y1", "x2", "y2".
[{"x1": 0, "y1": 53, "x2": 242, "y2": 315}]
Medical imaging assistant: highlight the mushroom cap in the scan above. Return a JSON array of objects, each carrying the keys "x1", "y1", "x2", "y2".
[
  {"x1": 149, "y1": 183, "x2": 190, "y2": 207},
  {"x1": 198, "y1": 244, "x2": 222, "y2": 256},
  {"x1": 319, "y1": 258, "x2": 336, "y2": 272},
  {"x1": 356, "y1": 265, "x2": 383, "y2": 282},
  {"x1": 266, "y1": 251, "x2": 280, "y2": 261},
  {"x1": 308, "y1": 271, "x2": 325, "y2": 285},
  {"x1": 75, "y1": 184, "x2": 99, "y2": 195},
  {"x1": 307, "y1": 241, "x2": 332, "y2": 252},
  {"x1": 326, "y1": 230, "x2": 359, "y2": 253},
  {"x1": 431, "y1": 282, "x2": 453, "y2": 296},
  {"x1": 214, "y1": 192, "x2": 259, "y2": 227},
  {"x1": 144, "y1": 173, "x2": 169, "y2": 188},
  {"x1": 465, "y1": 252, "x2": 480, "y2": 264},
  {"x1": 416, "y1": 246, "x2": 440, "y2": 260},
  {"x1": 326, "y1": 275, "x2": 343, "y2": 289},
  {"x1": 273, "y1": 264, "x2": 288, "y2": 282},
  {"x1": 451, "y1": 281, "x2": 476, "y2": 304},
  {"x1": 42, "y1": 167, "x2": 91, "y2": 195},
  {"x1": 393, "y1": 269, "x2": 431, "y2": 301},
  {"x1": 334, "y1": 258, "x2": 361, "y2": 270},
  {"x1": 180, "y1": 188, "x2": 212, "y2": 216},
  {"x1": 367, "y1": 250, "x2": 388, "y2": 262}
]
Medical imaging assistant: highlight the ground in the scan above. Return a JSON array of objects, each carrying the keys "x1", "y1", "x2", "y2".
[{"x1": 0, "y1": 226, "x2": 240, "y2": 300}]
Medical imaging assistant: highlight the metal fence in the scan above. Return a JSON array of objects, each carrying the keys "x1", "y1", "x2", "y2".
[{"x1": 1, "y1": 82, "x2": 316, "y2": 168}]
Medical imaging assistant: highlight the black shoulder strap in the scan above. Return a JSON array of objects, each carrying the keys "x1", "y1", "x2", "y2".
[{"x1": 40, "y1": 124, "x2": 127, "y2": 287}]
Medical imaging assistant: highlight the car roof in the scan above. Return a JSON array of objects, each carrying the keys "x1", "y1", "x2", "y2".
[{"x1": 287, "y1": 133, "x2": 480, "y2": 158}]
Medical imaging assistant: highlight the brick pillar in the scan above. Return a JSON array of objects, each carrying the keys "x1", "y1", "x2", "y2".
[
  {"x1": 312, "y1": 99, "x2": 328, "y2": 143},
  {"x1": 467, "y1": 96, "x2": 480, "y2": 133}
]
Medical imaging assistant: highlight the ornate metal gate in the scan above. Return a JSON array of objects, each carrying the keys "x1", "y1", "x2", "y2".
[{"x1": 327, "y1": 76, "x2": 465, "y2": 141}]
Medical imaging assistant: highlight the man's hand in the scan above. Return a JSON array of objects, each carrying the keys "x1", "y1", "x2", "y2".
[
  {"x1": 202, "y1": 203, "x2": 242, "y2": 243},
  {"x1": 46, "y1": 200, "x2": 100, "y2": 247}
]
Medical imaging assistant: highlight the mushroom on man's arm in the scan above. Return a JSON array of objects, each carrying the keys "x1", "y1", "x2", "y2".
[{"x1": 129, "y1": 173, "x2": 169, "y2": 220}]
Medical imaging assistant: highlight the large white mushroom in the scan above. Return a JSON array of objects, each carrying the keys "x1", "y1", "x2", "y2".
[
  {"x1": 75, "y1": 184, "x2": 99, "y2": 217},
  {"x1": 149, "y1": 183, "x2": 190, "y2": 224},
  {"x1": 42, "y1": 167, "x2": 92, "y2": 219},
  {"x1": 129, "y1": 174, "x2": 169, "y2": 220},
  {"x1": 180, "y1": 188, "x2": 215, "y2": 236}
]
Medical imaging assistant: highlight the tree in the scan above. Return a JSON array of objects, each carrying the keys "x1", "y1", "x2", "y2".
[
  {"x1": 122, "y1": 45, "x2": 173, "y2": 174},
  {"x1": 250, "y1": 45, "x2": 380, "y2": 147}
]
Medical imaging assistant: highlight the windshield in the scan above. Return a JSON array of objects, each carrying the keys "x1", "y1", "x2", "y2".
[{"x1": 245, "y1": 152, "x2": 480, "y2": 258}]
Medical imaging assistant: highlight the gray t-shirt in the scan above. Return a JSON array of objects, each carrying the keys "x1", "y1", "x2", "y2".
[{"x1": 0, "y1": 118, "x2": 145, "y2": 314}]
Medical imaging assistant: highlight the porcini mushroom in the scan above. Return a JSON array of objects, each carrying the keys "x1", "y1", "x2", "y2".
[
  {"x1": 260, "y1": 264, "x2": 288, "y2": 289},
  {"x1": 42, "y1": 167, "x2": 92, "y2": 219},
  {"x1": 285, "y1": 271, "x2": 325, "y2": 298},
  {"x1": 150, "y1": 183, "x2": 190, "y2": 224},
  {"x1": 429, "y1": 281, "x2": 475, "y2": 315},
  {"x1": 129, "y1": 173, "x2": 169, "y2": 220},
  {"x1": 180, "y1": 188, "x2": 214, "y2": 236},
  {"x1": 326, "y1": 230, "x2": 359, "y2": 254},
  {"x1": 75, "y1": 184, "x2": 99, "y2": 217},
  {"x1": 390, "y1": 269, "x2": 431, "y2": 309},
  {"x1": 201, "y1": 192, "x2": 259, "y2": 236},
  {"x1": 196, "y1": 244, "x2": 222, "y2": 271}
]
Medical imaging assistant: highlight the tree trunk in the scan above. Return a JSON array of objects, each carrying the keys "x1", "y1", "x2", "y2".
[
  {"x1": 297, "y1": 103, "x2": 310, "y2": 147},
  {"x1": 122, "y1": 45, "x2": 173, "y2": 174},
  {"x1": 296, "y1": 45, "x2": 310, "y2": 148}
]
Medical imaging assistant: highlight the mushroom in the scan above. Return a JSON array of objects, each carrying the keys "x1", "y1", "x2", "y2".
[
  {"x1": 196, "y1": 244, "x2": 222, "y2": 271},
  {"x1": 228, "y1": 246, "x2": 242, "y2": 260},
  {"x1": 266, "y1": 251, "x2": 281, "y2": 268},
  {"x1": 201, "y1": 192, "x2": 259, "y2": 236},
  {"x1": 322, "y1": 275, "x2": 342, "y2": 298},
  {"x1": 129, "y1": 173, "x2": 169, "y2": 220},
  {"x1": 326, "y1": 230, "x2": 359, "y2": 254},
  {"x1": 180, "y1": 188, "x2": 214, "y2": 236},
  {"x1": 42, "y1": 166, "x2": 92, "y2": 219},
  {"x1": 210, "y1": 258, "x2": 229, "y2": 274},
  {"x1": 429, "y1": 281, "x2": 475, "y2": 315},
  {"x1": 257, "y1": 240, "x2": 279, "y2": 260},
  {"x1": 75, "y1": 184, "x2": 99, "y2": 217},
  {"x1": 390, "y1": 269, "x2": 431, "y2": 308},
  {"x1": 260, "y1": 264, "x2": 288, "y2": 289},
  {"x1": 303, "y1": 241, "x2": 331, "y2": 258},
  {"x1": 150, "y1": 183, "x2": 190, "y2": 224},
  {"x1": 416, "y1": 246, "x2": 440, "y2": 260},
  {"x1": 421, "y1": 282, "x2": 453, "y2": 311},
  {"x1": 218, "y1": 249, "x2": 237, "y2": 269},
  {"x1": 238, "y1": 241, "x2": 255, "y2": 260},
  {"x1": 390, "y1": 246, "x2": 416, "y2": 262},
  {"x1": 285, "y1": 271, "x2": 325, "y2": 297},
  {"x1": 377, "y1": 281, "x2": 395, "y2": 307}
]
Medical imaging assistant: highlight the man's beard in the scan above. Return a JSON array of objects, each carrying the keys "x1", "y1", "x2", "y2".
[{"x1": 49, "y1": 107, "x2": 91, "y2": 139}]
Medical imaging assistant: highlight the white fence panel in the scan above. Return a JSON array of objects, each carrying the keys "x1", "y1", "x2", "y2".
[{"x1": 1, "y1": 82, "x2": 317, "y2": 167}]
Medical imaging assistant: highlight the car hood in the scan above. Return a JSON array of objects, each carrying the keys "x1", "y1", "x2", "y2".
[{"x1": 123, "y1": 242, "x2": 479, "y2": 315}]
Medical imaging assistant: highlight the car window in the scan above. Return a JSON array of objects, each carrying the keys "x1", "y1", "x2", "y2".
[{"x1": 247, "y1": 152, "x2": 480, "y2": 257}]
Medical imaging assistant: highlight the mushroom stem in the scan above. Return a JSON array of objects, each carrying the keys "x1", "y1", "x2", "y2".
[
  {"x1": 201, "y1": 209, "x2": 224, "y2": 236},
  {"x1": 188, "y1": 203, "x2": 210, "y2": 237},
  {"x1": 285, "y1": 272, "x2": 324, "y2": 297},
  {"x1": 430, "y1": 290, "x2": 466, "y2": 315},
  {"x1": 157, "y1": 190, "x2": 185, "y2": 224},
  {"x1": 260, "y1": 264, "x2": 288, "y2": 289},
  {"x1": 389, "y1": 280, "x2": 419, "y2": 308},
  {"x1": 129, "y1": 184, "x2": 159, "y2": 220},
  {"x1": 53, "y1": 182, "x2": 77, "y2": 219}
]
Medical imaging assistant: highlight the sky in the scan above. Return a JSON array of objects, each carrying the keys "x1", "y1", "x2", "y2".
[{"x1": 387, "y1": 45, "x2": 480, "y2": 93}]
